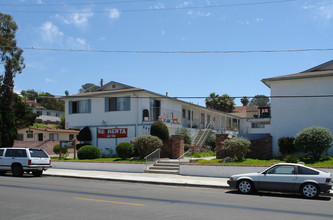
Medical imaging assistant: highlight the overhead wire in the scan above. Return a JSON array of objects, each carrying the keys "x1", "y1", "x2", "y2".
[
  {"x1": 0, "y1": 0, "x2": 155, "y2": 7},
  {"x1": 0, "y1": 46, "x2": 332, "y2": 54},
  {"x1": 0, "y1": 0, "x2": 296, "y2": 14}
]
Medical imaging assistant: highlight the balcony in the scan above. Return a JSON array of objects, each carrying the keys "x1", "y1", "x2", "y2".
[{"x1": 249, "y1": 107, "x2": 271, "y2": 124}]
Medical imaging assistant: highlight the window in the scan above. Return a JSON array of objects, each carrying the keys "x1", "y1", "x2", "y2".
[
  {"x1": 188, "y1": 110, "x2": 191, "y2": 120},
  {"x1": 29, "y1": 149, "x2": 49, "y2": 158},
  {"x1": 105, "y1": 97, "x2": 130, "y2": 111},
  {"x1": 267, "y1": 165, "x2": 295, "y2": 175},
  {"x1": 182, "y1": 109, "x2": 186, "y2": 118},
  {"x1": 0, "y1": 149, "x2": 3, "y2": 156},
  {"x1": 69, "y1": 100, "x2": 91, "y2": 114},
  {"x1": 27, "y1": 133, "x2": 33, "y2": 139},
  {"x1": 5, "y1": 149, "x2": 27, "y2": 158},
  {"x1": 69, "y1": 134, "x2": 74, "y2": 140},
  {"x1": 251, "y1": 123, "x2": 265, "y2": 128},
  {"x1": 49, "y1": 134, "x2": 59, "y2": 140},
  {"x1": 298, "y1": 166, "x2": 319, "y2": 175},
  {"x1": 17, "y1": 134, "x2": 23, "y2": 141},
  {"x1": 47, "y1": 112, "x2": 51, "y2": 116},
  {"x1": 36, "y1": 111, "x2": 42, "y2": 115}
]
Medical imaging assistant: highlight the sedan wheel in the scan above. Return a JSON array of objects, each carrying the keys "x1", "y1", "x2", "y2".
[
  {"x1": 301, "y1": 183, "x2": 319, "y2": 199},
  {"x1": 237, "y1": 180, "x2": 254, "y2": 194}
]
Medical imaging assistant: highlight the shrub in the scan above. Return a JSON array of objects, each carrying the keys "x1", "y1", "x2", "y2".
[
  {"x1": 77, "y1": 145, "x2": 102, "y2": 159},
  {"x1": 176, "y1": 128, "x2": 192, "y2": 145},
  {"x1": 205, "y1": 133, "x2": 216, "y2": 151},
  {"x1": 116, "y1": 142, "x2": 134, "y2": 159},
  {"x1": 150, "y1": 121, "x2": 169, "y2": 141},
  {"x1": 134, "y1": 135, "x2": 163, "y2": 158},
  {"x1": 278, "y1": 137, "x2": 296, "y2": 155},
  {"x1": 294, "y1": 126, "x2": 333, "y2": 159},
  {"x1": 53, "y1": 144, "x2": 69, "y2": 158},
  {"x1": 222, "y1": 137, "x2": 251, "y2": 162},
  {"x1": 284, "y1": 154, "x2": 299, "y2": 163}
]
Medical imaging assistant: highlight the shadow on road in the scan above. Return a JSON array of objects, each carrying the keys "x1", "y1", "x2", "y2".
[{"x1": 225, "y1": 190, "x2": 331, "y2": 201}]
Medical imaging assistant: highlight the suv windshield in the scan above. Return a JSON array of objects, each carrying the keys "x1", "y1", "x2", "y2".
[{"x1": 29, "y1": 149, "x2": 49, "y2": 158}]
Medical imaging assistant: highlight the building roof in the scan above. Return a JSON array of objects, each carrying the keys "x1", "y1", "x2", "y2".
[
  {"x1": 18, "y1": 127, "x2": 79, "y2": 134},
  {"x1": 61, "y1": 80, "x2": 241, "y2": 119},
  {"x1": 262, "y1": 60, "x2": 333, "y2": 88}
]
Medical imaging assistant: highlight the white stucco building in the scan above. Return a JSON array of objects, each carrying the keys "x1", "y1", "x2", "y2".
[
  {"x1": 62, "y1": 81, "x2": 246, "y2": 155},
  {"x1": 262, "y1": 60, "x2": 333, "y2": 156}
]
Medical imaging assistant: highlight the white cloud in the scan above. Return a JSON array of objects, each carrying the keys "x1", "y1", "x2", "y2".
[
  {"x1": 107, "y1": 8, "x2": 121, "y2": 20},
  {"x1": 238, "y1": 20, "x2": 250, "y2": 25},
  {"x1": 151, "y1": 2, "x2": 165, "y2": 9},
  {"x1": 303, "y1": 1, "x2": 333, "y2": 20},
  {"x1": 256, "y1": 18, "x2": 263, "y2": 22},
  {"x1": 40, "y1": 21, "x2": 63, "y2": 43},
  {"x1": 187, "y1": 10, "x2": 212, "y2": 17},
  {"x1": 53, "y1": 10, "x2": 93, "y2": 27},
  {"x1": 45, "y1": 78, "x2": 56, "y2": 83},
  {"x1": 66, "y1": 37, "x2": 89, "y2": 49}
]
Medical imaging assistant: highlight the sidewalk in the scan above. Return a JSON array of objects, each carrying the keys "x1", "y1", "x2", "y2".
[{"x1": 44, "y1": 168, "x2": 229, "y2": 188}]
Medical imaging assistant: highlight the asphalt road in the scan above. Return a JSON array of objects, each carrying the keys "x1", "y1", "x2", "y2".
[{"x1": 0, "y1": 175, "x2": 332, "y2": 220}]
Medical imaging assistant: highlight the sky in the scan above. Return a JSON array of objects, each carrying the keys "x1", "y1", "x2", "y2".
[{"x1": 1, "y1": 0, "x2": 333, "y2": 106}]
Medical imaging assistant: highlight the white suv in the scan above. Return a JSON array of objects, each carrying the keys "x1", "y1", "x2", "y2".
[{"x1": 0, "y1": 148, "x2": 52, "y2": 177}]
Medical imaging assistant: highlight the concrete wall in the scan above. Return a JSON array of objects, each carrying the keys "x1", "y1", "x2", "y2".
[
  {"x1": 52, "y1": 161, "x2": 146, "y2": 173},
  {"x1": 270, "y1": 76, "x2": 333, "y2": 156}
]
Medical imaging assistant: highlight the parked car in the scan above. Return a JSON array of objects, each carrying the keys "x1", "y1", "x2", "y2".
[
  {"x1": 0, "y1": 148, "x2": 52, "y2": 177},
  {"x1": 227, "y1": 163, "x2": 332, "y2": 199}
]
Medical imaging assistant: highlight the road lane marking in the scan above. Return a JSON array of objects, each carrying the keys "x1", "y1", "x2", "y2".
[{"x1": 73, "y1": 197, "x2": 145, "y2": 206}]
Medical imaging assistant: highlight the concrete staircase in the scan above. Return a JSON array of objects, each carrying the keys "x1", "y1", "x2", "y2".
[{"x1": 144, "y1": 159, "x2": 180, "y2": 174}]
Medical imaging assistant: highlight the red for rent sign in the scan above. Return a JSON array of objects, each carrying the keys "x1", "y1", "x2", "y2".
[{"x1": 97, "y1": 128, "x2": 128, "y2": 138}]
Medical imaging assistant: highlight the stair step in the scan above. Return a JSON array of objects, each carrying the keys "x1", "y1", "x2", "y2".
[
  {"x1": 149, "y1": 166, "x2": 179, "y2": 170},
  {"x1": 144, "y1": 169, "x2": 179, "y2": 174},
  {"x1": 155, "y1": 163, "x2": 179, "y2": 166}
]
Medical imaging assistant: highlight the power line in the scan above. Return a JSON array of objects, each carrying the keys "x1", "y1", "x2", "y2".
[
  {"x1": 4, "y1": 46, "x2": 333, "y2": 54},
  {"x1": 0, "y1": 0, "x2": 154, "y2": 7},
  {"x1": 0, "y1": 0, "x2": 296, "y2": 14}
]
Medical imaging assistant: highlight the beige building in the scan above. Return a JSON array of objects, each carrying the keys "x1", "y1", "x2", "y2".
[{"x1": 17, "y1": 127, "x2": 79, "y2": 142}]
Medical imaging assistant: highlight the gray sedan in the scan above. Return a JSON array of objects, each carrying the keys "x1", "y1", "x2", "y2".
[{"x1": 227, "y1": 163, "x2": 332, "y2": 199}]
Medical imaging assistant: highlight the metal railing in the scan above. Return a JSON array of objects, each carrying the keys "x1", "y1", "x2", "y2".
[
  {"x1": 195, "y1": 121, "x2": 212, "y2": 146},
  {"x1": 178, "y1": 149, "x2": 192, "y2": 164},
  {"x1": 144, "y1": 148, "x2": 161, "y2": 169}
]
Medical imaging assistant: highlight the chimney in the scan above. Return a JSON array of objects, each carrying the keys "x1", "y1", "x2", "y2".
[
  {"x1": 166, "y1": 92, "x2": 168, "y2": 96},
  {"x1": 100, "y1": 79, "x2": 103, "y2": 87}
]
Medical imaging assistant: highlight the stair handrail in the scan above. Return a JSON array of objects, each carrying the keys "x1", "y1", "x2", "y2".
[
  {"x1": 196, "y1": 121, "x2": 212, "y2": 146},
  {"x1": 177, "y1": 149, "x2": 192, "y2": 162},
  {"x1": 144, "y1": 148, "x2": 161, "y2": 168}
]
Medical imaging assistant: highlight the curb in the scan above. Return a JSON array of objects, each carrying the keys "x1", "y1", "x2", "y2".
[{"x1": 43, "y1": 173, "x2": 229, "y2": 189}]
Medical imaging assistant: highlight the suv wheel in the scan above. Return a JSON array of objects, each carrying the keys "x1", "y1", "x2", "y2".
[
  {"x1": 0, "y1": 171, "x2": 6, "y2": 175},
  {"x1": 32, "y1": 170, "x2": 43, "y2": 177},
  {"x1": 301, "y1": 183, "x2": 319, "y2": 199},
  {"x1": 12, "y1": 164, "x2": 23, "y2": 177}
]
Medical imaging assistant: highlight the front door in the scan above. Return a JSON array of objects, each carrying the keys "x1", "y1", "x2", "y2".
[{"x1": 38, "y1": 133, "x2": 43, "y2": 141}]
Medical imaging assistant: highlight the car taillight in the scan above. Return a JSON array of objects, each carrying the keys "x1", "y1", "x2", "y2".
[
  {"x1": 28, "y1": 160, "x2": 31, "y2": 165},
  {"x1": 49, "y1": 160, "x2": 52, "y2": 165},
  {"x1": 326, "y1": 178, "x2": 331, "y2": 183}
]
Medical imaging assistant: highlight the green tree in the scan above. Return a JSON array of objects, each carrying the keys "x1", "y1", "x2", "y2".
[
  {"x1": 0, "y1": 13, "x2": 25, "y2": 147},
  {"x1": 249, "y1": 95, "x2": 270, "y2": 107},
  {"x1": 78, "y1": 83, "x2": 100, "y2": 94},
  {"x1": 20, "y1": 89, "x2": 38, "y2": 100},
  {"x1": 59, "y1": 114, "x2": 65, "y2": 129},
  {"x1": 240, "y1": 96, "x2": 249, "y2": 106},
  {"x1": 205, "y1": 93, "x2": 235, "y2": 113},
  {"x1": 13, "y1": 94, "x2": 37, "y2": 128}
]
